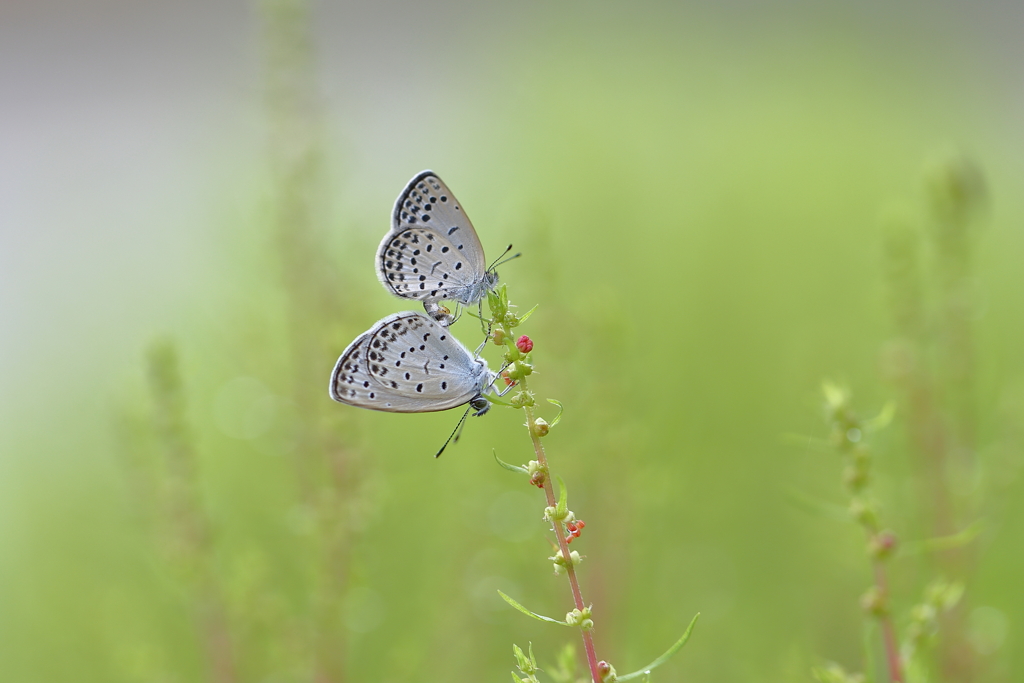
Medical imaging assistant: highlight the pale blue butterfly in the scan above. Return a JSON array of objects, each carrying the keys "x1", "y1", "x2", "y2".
[
  {"x1": 376, "y1": 171, "x2": 507, "y2": 327},
  {"x1": 329, "y1": 311, "x2": 496, "y2": 417}
]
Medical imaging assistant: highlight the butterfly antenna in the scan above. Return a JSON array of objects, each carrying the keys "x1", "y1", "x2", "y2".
[
  {"x1": 435, "y1": 406, "x2": 472, "y2": 458},
  {"x1": 488, "y1": 244, "x2": 522, "y2": 271}
]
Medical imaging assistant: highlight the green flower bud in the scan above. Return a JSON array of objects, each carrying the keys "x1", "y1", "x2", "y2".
[
  {"x1": 843, "y1": 464, "x2": 869, "y2": 492},
  {"x1": 513, "y1": 644, "x2": 532, "y2": 672},
  {"x1": 860, "y1": 586, "x2": 888, "y2": 617},
  {"x1": 848, "y1": 497, "x2": 878, "y2": 530},
  {"x1": 508, "y1": 391, "x2": 535, "y2": 408}
]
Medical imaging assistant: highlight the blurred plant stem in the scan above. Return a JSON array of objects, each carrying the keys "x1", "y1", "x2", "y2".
[
  {"x1": 261, "y1": 0, "x2": 359, "y2": 680},
  {"x1": 822, "y1": 383, "x2": 903, "y2": 683},
  {"x1": 881, "y1": 154, "x2": 987, "y2": 682},
  {"x1": 147, "y1": 340, "x2": 239, "y2": 683}
]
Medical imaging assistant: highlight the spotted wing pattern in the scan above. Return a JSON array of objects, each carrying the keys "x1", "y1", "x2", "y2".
[
  {"x1": 376, "y1": 171, "x2": 492, "y2": 307},
  {"x1": 329, "y1": 311, "x2": 492, "y2": 413}
]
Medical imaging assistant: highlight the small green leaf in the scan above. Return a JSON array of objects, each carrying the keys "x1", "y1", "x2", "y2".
[
  {"x1": 488, "y1": 288, "x2": 504, "y2": 317},
  {"x1": 784, "y1": 488, "x2": 850, "y2": 522},
  {"x1": 485, "y1": 393, "x2": 516, "y2": 408},
  {"x1": 518, "y1": 303, "x2": 540, "y2": 324},
  {"x1": 901, "y1": 521, "x2": 983, "y2": 555},
  {"x1": 494, "y1": 449, "x2": 529, "y2": 474},
  {"x1": 617, "y1": 613, "x2": 699, "y2": 681},
  {"x1": 547, "y1": 399, "x2": 564, "y2": 427},
  {"x1": 555, "y1": 476, "x2": 568, "y2": 518},
  {"x1": 498, "y1": 590, "x2": 569, "y2": 625},
  {"x1": 864, "y1": 400, "x2": 896, "y2": 433}
]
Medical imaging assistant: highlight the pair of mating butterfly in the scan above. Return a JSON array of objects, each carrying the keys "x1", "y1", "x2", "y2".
[{"x1": 329, "y1": 171, "x2": 514, "y2": 426}]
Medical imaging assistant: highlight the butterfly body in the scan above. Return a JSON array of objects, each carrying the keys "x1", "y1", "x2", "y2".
[
  {"x1": 376, "y1": 171, "x2": 498, "y2": 326},
  {"x1": 329, "y1": 311, "x2": 495, "y2": 415}
]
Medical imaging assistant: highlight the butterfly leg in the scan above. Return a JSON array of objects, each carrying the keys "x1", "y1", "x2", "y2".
[{"x1": 423, "y1": 301, "x2": 455, "y2": 327}]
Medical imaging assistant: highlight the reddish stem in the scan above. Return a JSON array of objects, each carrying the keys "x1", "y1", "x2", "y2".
[
  {"x1": 873, "y1": 562, "x2": 904, "y2": 682},
  {"x1": 520, "y1": 382, "x2": 602, "y2": 683}
]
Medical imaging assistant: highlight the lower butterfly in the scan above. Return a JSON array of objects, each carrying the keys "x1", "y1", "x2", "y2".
[{"x1": 329, "y1": 311, "x2": 496, "y2": 417}]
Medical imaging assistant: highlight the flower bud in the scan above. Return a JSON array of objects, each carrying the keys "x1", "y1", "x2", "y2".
[
  {"x1": 868, "y1": 530, "x2": 898, "y2": 560},
  {"x1": 509, "y1": 390, "x2": 535, "y2": 408},
  {"x1": 860, "y1": 586, "x2": 888, "y2": 617},
  {"x1": 532, "y1": 417, "x2": 549, "y2": 437},
  {"x1": 843, "y1": 464, "x2": 869, "y2": 492},
  {"x1": 516, "y1": 335, "x2": 534, "y2": 353},
  {"x1": 848, "y1": 497, "x2": 878, "y2": 529},
  {"x1": 597, "y1": 660, "x2": 617, "y2": 682},
  {"x1": 581, "y1": 618, "x2": 594, "y2": 631},
  {"x1": 492, "y1": 328, "x2": 506, "y2": 345}
]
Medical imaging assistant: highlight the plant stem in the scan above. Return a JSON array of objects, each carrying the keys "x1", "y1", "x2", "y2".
[
  {"x1": 872, "y1": 562, "x2": 904, "y2": 683},
  {"x1": 517, "y1": 373, "x2": 603, "y2": 683}
]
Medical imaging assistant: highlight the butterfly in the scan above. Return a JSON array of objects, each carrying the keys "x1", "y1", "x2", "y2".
[
  {"x1": 329, "y1": 311, "x2": 496, "y2": 417},
  {"x1": 376, "y1": 171, "x2": 507, "y2": 327}
]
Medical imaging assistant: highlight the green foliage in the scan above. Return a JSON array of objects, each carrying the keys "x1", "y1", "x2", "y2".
[
  {"x1": 616, "y1": 613, "x2": 700, "y2": 682},
  {"x1": 499, "y1": 591, "x2": 570, "y2": 626}
]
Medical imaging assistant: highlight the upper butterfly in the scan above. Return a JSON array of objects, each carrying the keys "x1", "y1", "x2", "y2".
[
  {"x1": 329, "y1": 311, "x2": 496, "y2": 416},
  {"x1": 376, "y1": 171, "x2": 499, "y2": 327}
]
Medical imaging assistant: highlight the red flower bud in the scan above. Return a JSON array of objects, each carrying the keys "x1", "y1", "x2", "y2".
[{"x1": 516, "y1": 335, "x2": 533, "y2": 353}]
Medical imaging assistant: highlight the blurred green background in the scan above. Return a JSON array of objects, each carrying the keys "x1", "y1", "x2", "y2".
[{"x1": 2, "y1": 1, "x2": 1022, "y2": 681}]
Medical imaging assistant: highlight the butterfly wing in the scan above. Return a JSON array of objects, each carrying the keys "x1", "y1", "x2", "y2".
[
  {"x1": 330, "y1": 312, "x2": 490, "y2": 413},
  {"x1": 375, "y1": 171, "x2": 490, "y2": 305}
]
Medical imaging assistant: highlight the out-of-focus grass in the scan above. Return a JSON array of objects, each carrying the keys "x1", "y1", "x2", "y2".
[{"x1": 2, "y1": 3, "x2": 1023, "y2": 682}]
